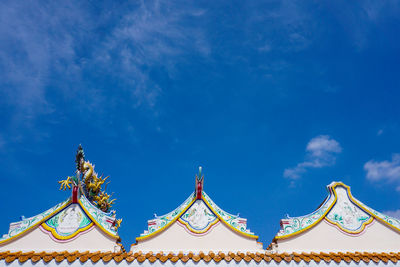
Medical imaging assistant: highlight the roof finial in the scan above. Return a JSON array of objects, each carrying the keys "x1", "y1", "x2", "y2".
[
  {"x1": 195, "y1": 166, "x2": 204, "y2": 199},
  {"x1": 197, "y1": 166, "x2": 203, "y2": 181},
  {"x1": 75, "y1": 144, "x2": 85, "y2": 172}
]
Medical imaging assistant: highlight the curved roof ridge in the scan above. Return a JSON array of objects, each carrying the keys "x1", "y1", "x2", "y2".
[
  {"x1": 78, "y1": 194, "x2": 120, "y2": 239},
  {"x1": 0, "y1": 193, "x2": 121, "y2": 246},
  {"x1": 202, "y1": 192, "x2": 237, "y2": 218},
  {"x1": 324, "y1": 183, "x2": 374, "y2": 234},
  {"x1": 341, "y1": 185, "x2": 400, "y2": 233},
  {"x1": 201, "y1": 192, "x2": 258, "y2": 239},
  {"x1": 135, "y1": 190, "x2": 259, "y2": 243},
  {"x1": 0, "y1": 198, "x2": 71, "y2": 245},
  {"x1": 275, "y1": 184, "x2": 337, "y2": 240},
  {"x1": 136, "y1": 193, "x2": 196, "y2": 241},
  {"x1": 285, "y1": 194, "x2": 333, "y2": 220},
  {"x1": 275, "y1": 181, "x2": 400, "y2": 240},
  {"x1": 155, "y1": 194, "x2": 195, "y2": 219}
]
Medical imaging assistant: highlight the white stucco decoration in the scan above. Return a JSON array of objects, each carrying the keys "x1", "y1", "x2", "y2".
[
  {"x1": 180, "y1": 200, "x2": 218, "y2": 231},
  {"x1": 274, "y1": 182, "x2": 400, "y2": 253},
  {"x1": 0, "y1": 197, "x2": 121, "y2": 252},
  {"x1": 325, "y1": 186, "x2": 371, "y2": 232},
  {"x1": 57, "y1": 205, "x2": 84, "y2": 234}
]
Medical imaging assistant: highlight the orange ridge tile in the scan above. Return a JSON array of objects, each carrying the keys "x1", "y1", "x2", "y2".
[
  {"x1": 224, "y1": 255, "x2": 232, "y2": 262},
  {"x1": 1, "y1": 251, "x2": 400, "y2": 263}
]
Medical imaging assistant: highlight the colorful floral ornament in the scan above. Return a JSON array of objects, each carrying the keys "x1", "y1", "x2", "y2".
[
  {"x1": 137, "y1": 168, "x2": 257, "y2": 241},
  {"x1": 41, "y1": 204, "x2": 93, "y2": 240},
  {"x1": 275, "y1": 182, "x2": 400, "y2": 239},
  {"x1": 178, "y1": 200, "x2": 219, "y2": 235},
  {"x1": 0, "y1": 146, "x2": 121, "y2": 245},
  {"x1": 79, "y1": 194, "x2": 119, "y2": 238},
  {"x1": 0, "y1": 200, "x2": 70, "y2": 245},
  {"x1": 325, "y1": 186, "x2": 373, "y2": 234}
]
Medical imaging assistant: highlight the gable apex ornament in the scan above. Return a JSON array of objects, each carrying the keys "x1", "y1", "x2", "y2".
[
  {"x1": 0, "y1": 146, "x2": 122, "y2": 249},
  {"x1": 195, "y1": 166, "x2": 204, "y2": 199},
  {"x1": 58, "y1": 145, "x2": 117, "y2": 216},
  {"x1": 134, "y1": 166, "x2": 259, "y2": 252}
]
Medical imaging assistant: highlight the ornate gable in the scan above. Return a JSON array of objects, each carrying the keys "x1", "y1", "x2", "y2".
[
  {"x1": 0, "y1": 146, "x2": 122, "y2": 252},
  {"x1": 274, "y1": 182, "x2": 400, "y2": 253},
  {"x1": 132, "y1": 167, "x2": 262, "y2": 253}
]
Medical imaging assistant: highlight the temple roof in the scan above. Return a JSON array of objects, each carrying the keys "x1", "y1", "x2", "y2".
[
  {"x1": 2, "y1": 250, "x2": 400, "y2": 264},
  {"x1": 0, "y1": 146, "x2": 122, "y2": 249},
  {"x1": 135, "y1": 168, "x2": 257, "y2": 242},
  {"x1": 0, "y1": 194, "x2": 119, "y2": 245},
  {"x1": 137, "y1": 191, "x2": 257, "y2": 241},
  {"x1": 275, "y1": 181, "x2": 400, "y2": 240}
]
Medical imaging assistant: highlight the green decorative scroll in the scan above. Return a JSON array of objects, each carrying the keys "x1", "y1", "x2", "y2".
[
  {"x1": 202, "y1": 192, "x2": 255, "y2": 235},
  {"x1": 276, "y1": 192, "x2": 336, "y2": 237},
  {"x1": 79, "y1": 195, "x2": 118, "y2": 237},
  {"x1": 140, "y1": 194, "x2": 195, "y2": 237},
  {"x1": 276, "y1": 182, "x2": 400, "y2": 239},
  {"x1": 0, "y1": 199, "x2": 70, "y2": 243},
  {"x1": 180, "y1": 200, "x2": 218, "y2": 232},
  {"x1": 359, "y1": 201, "x2": 400, "y2": 230},
  {"x1": 325, "y1": 186, "x2": 371, "y2": 233},
  {"x1": 44, "y1": 204, "x2": 92, "y2": 238}
]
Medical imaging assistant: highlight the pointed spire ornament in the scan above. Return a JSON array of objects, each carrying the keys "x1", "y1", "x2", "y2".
[
  {"x1": 75, "y1": 144, "x2": 85, "y2": 172},
  {"x1": 195, "y1": 166, "x2": 204, "y2": 199}
]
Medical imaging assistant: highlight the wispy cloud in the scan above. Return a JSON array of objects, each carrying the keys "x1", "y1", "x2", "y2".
[
  {"x1": 249, "y1": 0, "x2": 315, "y2": 54},
  {"x1": 364, "y1": 154, "x2": 400, "y2": 184},
  {"x1": 331, "y1": 1, "x2": 400, "y2": 51},
  {"x1": 0, "y1": 1, "x2": 89, "y2": 118},
  {"x1": 0, "y1": 0, "x2": 211, "y2": 150},
  {"x1": 0, "y1": 1, "x2": 95, "y2": 151},
  {"x1": 249, "y1": 1, "x2": 400, "y2": 55},
  {"x1": 284, "y1": 135, "x2": 342, "y2": 179},
  {"x1": 95, "y1": 0, "x2": 209, "y2": 108},
  {"x1": 0, "y1": 0, "x2": 209, "y2": 118}
]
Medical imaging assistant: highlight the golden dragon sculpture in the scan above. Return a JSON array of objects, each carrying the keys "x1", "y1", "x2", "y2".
[{"x1": 58, "y1": 145, "x2": 117, "y2": 213}]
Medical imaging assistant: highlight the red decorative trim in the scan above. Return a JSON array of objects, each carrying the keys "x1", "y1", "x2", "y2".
[
  {"x1": 196, "y1": 179, "x2": 203, "y2": 199},
  {"x1": 72, "y1": 186, "x2": 78, "y2": 203}
]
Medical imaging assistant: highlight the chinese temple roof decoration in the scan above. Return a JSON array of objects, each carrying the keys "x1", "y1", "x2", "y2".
[
  {"x1": 275, "y1": 182, "x2": 400, "y2": 240},
  {"x1": 195, "y1": 167, "x2": 204, "y2": 199},
  {"x1": 0, "y1": 146, "x2": 122, "y2": 252},
  {"x1": 3, "y1": 250, "x2": 400, "y2": 264},
  {"x1": 59, "y1": 144, "x2": 116, "y2": 213},
  {"x1": 0, "y1": 200, "x2": 71, "y2": 245},
  {"x1": 136, "y1": 167, "x2": 258, "y2": 242}
]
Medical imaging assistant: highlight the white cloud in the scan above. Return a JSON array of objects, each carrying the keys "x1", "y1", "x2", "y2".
[
  {"x1": 0, "y1": 1, "x2": 88, "y2": 118},
  {"x1": 364, "y1": 154, "x2": 400, "y2": 182},
  {"x1": 248, "y1": 0, "x2": 314, "y2": 54},
  {"x1": 95, "y1": 0, "x2": 209, "y2": 108},
  {"x1": 0, "y1": 0, "x2": 210, "y2": 120},
  {"x1": 284, "y1": 135, "x2": 342, "y2": 179},
  {"x1": 383, "y1": 209, "x2": 400, "y2": 219},
  {"x1": 0, "y1": 0, "x2": 211, "y2": 149}
]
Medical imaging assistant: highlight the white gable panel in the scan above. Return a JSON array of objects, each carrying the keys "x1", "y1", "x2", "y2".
[
  {"x1": 277, "y1": 219, "x2": 400, "y2": 253},
  {"x1": 132, "y1": 221, "x2": 263, "y2": 253},
  {"x1": 0, "y1": 227, "x2": 120, "y2": 253}
]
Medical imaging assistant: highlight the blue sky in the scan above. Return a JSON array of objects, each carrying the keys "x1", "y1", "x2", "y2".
[{"x1": 1, "y1": 0, "x2": 400, "y2": 249}]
